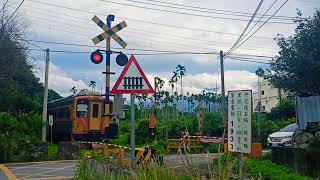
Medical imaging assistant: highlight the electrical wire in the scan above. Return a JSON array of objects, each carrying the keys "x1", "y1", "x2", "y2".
[
  {"x1": 0, "y1": 0, "x2": 9, "y2": 13},
  {"x1": 227, "y1": 0, "x2": 289, "y2": 54},
  {"x1": 118, "y1": 0, "x2": 293, "y2": 21},
  {"x1": 24, "y1": 12, "x2": 278, "y2": 54},
  {"x1": 137, "y1": 0, "x2": 298, "y2": 20},
  {"x1": 99, "y1": 0, "x2": 293, "y2": 24},
  {"x1": 226, "y1": 0, "x2": 264, "y2": 55},
  {"x1": 23, "y1": 7, "x2": 279, "y2": 51},
  {"x1": 3, "y1": 0, "x2": 25, "y2": 27},
  {"x1": 26, "y1": 0, "x2": 280, "y2": 39},
  {"x1": 230, "y1": 0, "x2": 278, "y2": 53}
]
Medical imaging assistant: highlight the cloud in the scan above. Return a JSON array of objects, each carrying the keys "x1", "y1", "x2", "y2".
[
  {"x1": 146, "y1": 70, "x2": 258, "y2": 95},
  {"x1": 32, "y1": 59, "x2": 89, "y2": 97}
]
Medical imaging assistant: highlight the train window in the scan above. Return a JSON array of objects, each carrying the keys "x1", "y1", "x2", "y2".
[
  {"x1": 76, "y1": 99, "x2": 89, "y2": 118},
  {"x1": 92, "y1": 104, "x2": 99, "y2": 118}
]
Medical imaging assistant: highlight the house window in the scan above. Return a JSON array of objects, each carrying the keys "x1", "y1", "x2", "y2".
[{"x1": 261, "y1": 91, "x2": 265, "y2": 95}]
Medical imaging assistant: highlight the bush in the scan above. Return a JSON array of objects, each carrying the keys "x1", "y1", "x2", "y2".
[
  {"x1": 245, "y1": 159, "x2": 313, "y2": 180},
  {"x1": 48, "y1": 144, "x2": 59, "y2": 160},
  {"x1": 203, "y1": 144, "x2": 221, "y2": 153},
  {"x1": 0, "y1": 112, "x2": 43, "y2": 162},
  {"x1": 203, "y1": 112, "x2": 223, "y2": 137},
  {"x1": 267, "y1": 99, "x2": 296, "y2": 120}
]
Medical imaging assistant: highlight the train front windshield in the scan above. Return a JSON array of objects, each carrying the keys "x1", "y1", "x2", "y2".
[{"x1": 76, "y1": 99, "x2": 89, "y2": 118}]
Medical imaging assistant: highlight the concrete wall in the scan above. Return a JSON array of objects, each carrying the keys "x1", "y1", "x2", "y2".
[{"x1": 253, "y1": 79, "x2": 285, "y2": 112}]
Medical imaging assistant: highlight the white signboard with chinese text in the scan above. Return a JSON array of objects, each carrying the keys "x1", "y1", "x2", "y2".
[{"x1": 228, "y1": 90, "x2": 252, "y2": 153}]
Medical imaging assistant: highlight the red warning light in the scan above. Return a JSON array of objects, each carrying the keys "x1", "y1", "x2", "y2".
[{"x1": 90, "y1": 50, "x2": 103, "y2": 64}]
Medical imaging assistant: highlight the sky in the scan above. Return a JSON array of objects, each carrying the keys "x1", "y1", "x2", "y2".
[{"x1": 6, "y1": 0, "x2": 320, "y2": 97}]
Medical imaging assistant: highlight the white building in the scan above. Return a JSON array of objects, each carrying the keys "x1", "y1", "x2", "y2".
[{"x1": 253, "y1": 79, "x2": 285, "y2": 112}]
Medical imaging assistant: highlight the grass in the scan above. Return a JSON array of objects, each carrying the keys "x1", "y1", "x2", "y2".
[
  {"x1": 245, "y1": 158, "x2": 314, "y2": 180},
  {"x1": 48, "y1": 144, "x2": 59, "y2": 160},
  {"x1": 74, "y1": 159, "x2": 194, "y2": 180}
]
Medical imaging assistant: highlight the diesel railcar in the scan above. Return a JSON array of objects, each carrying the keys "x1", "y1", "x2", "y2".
[{"x1": 47, "y1": 91, "x2": 118, "y2": 142}]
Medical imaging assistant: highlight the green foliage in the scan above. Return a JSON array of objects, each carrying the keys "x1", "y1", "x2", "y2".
[
  {"x1": 75, "y1": 160, "x2": 193, "y2": 180},
  {"x1": 203, "y1": 112, "x2": 223, "y2": 137},
  {"x1": 0, "y1": 112, "x2": 43, "y2": 162},
  {"x1": 48, "y1": 144, "x2": 59, "y2": 160},
  {"x1": 136, "y1": 119, "x2": 152, "y2": 145},
  {"x1": 203, "y1": 144, "x2": 220, "y2": 153},
  {"x1": 111, "y1": 133, "x2": 129, "y2": 147},
  {"x1": 268, "y1": 10, "x2": 320, "y2": 97},
  {"x1": 267, "y1": 99, "x2": 296, "y2": 120},
  {"x1": 245, "y1": 159, "x2": 313, "y2": 180}
]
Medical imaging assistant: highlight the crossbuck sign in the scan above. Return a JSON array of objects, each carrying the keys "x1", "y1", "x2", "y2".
[{"x1": 91, "y1": 15, "x2": 127, "y2": 48}]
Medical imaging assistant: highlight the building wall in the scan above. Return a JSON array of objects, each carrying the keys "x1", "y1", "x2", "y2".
[{"x1": 253, "y1": 79, "x2": 285, "y2": 112}]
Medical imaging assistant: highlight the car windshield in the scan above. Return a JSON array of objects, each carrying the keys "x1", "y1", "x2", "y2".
[{"x1": 280, "y1": 124, "x2": 298, "y2": 132}]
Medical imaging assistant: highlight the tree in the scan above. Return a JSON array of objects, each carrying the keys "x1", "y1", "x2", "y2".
[
  {"x1": 89, "y1": 81, "x2": 96, "y2": 92},
  {"x1": 176, "y1": 64, "x2": 186, "y2": 95},
  {"x1": 168, "y1": 79, "x2": 175, "y2": 95},
  {"x1": 267, "y1": 99, "x2": 296, "y2": 120},
  {"x1": 0, "y1": 4, "x2": 61, "y2": 113},
  {"x1": 70, "y1": 86, "x2": 77, "y2": 95},
  {"x1": 268, "y1": 11, "x2": 320, "y2": 97}
]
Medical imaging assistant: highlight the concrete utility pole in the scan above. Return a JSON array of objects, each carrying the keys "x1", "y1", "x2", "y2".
[
  {"x1": 42, "y1": 48, "x2": 50, "y2": 142},
  {"x1": 130, "y1": 94, "x2": 136, "y2": 169},
  {"x1": 220, "y1": 51, "x2": 227, "y2": 138}
]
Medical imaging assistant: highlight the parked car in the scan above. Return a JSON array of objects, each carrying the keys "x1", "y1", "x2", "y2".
[{"x1": 267, "y1": 123, "x2": 298, "y2": 147}]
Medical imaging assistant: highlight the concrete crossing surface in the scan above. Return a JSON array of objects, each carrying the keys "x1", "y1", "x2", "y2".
[{"x1": 1, "y1": 160, "x2": 77, "y2": 180}]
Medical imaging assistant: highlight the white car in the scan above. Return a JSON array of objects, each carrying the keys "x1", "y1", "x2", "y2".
[{"x1": 267, "y1": 123, "x2": 298, "y2": 147}]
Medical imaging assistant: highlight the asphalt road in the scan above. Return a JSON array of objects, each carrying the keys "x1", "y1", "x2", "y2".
[
  {"x1": 1, "y1": 160, "x2": 77, "y2": 180},
  {"x1": 0, "y1": 152, "x2": 250, "y2": 179}
]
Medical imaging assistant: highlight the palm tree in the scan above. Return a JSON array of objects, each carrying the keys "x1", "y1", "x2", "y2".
[
  {"x1": 168, "y1": 79, "x2": 175, "y2": 95},
  {"x1": 172, "y1": 71, "x2": 179, "y2": 94},
  {"x1": 89, "y1": 80, "x2": 96, "y2": 92},
  {"x1": 70, "y1": 86, "x2": 77, "y2": 95},
  {"x1": 155, "y1": 77, "x2": 165, "y2": 91},
  {"x1": 176, "y1": 64, "x2": 186, "y2": 95}
]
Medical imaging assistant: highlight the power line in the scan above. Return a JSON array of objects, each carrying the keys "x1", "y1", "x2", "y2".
[
  {"x1": 226, "y1": 0, "x2": 264, "y2": 55},
  {"x1": 0, "y1": 0, "x2": 9, "y2": 13},
  {"x1": 118, "y1": 0, "x2": 294, "y2": 21},
  {"x1": 227, "y1": 0, "x2": 289, "y2": 54},
  {"x1": 23, "y1": 7, "x2": 279, "y2": 51},
  {"x1": 226, "y1": 57, "x2": 271, "y2": 64},
  {"x1": 99, "y1": 0, "x2": 294, "y2": 24},
  {"x1": 18, "y1": 41, "x2": 274, "y2": 60},
  {"x1": 3, "y1": 0, "x2": 25, "y2": 27},
  {"x1": 237, "y1": 0, "x2": 279, "y2": 48},
  {"x1": 135, "y1": 0, "x2": 298, "y2": 20},
  {"x1": 26, "y1": 0, "x2": 278, "y2": 39},
  {"x1": 23, "y1": 10, "x2": 278, "y2": 54}
]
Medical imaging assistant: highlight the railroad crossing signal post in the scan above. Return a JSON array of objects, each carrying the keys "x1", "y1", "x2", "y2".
[
  {"x1": 112, "y1": 55, "x2": 155, "y2": 170},
  {"x1": 91, "y1": 14, "x2": 128, "y2": 131},
  {"x1": 105, "y1": 15, "x2": 114, "y2": 123},
  {"x1": 130, "y1": 94, "x2": 135, "y2": 169}
]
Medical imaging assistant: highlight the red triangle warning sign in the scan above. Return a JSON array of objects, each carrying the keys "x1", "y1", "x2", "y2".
[{"x1": 111, "y1": 55, "x2": 155, "y2": 94}]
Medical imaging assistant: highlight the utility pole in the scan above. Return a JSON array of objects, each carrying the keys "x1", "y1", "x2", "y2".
[
  {"x1": 220, "y1": 51, "x2": 227, "y2": 138},
  {"x1": 130, "y1": 94, "x2": 136, "y2": 169},
  {"x1": 42, "y1": 48, "x2": 50, "y2": 142},
  {"x1": 258, "y1": 77, "x2": 261, "y2": 135}
]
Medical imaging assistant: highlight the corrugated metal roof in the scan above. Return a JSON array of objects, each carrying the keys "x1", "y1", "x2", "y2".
[{"x1": 296, "y1": 95, "x2": 320, "y2": 129}]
